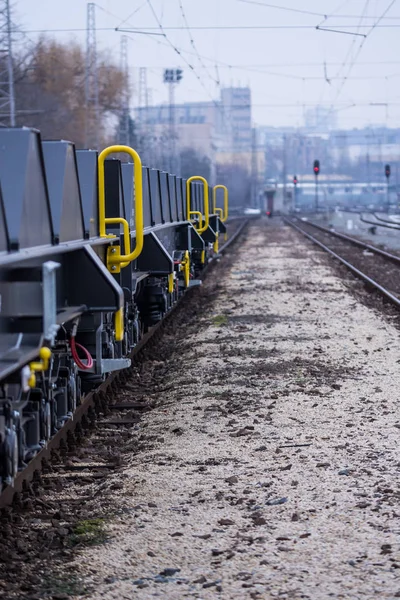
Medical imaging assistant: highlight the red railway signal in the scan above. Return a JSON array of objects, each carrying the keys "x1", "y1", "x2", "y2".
[{"x1": 313, "y1": 160, "x2": 320, "y2": 176}]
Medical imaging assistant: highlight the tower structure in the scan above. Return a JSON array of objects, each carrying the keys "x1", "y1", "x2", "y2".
[
  {"x1": 0, "y1": 0, "x2": 16, "y2": 127},
  {"x1": 163, "y1": 69, "x2": 183, "y2": 174},
  {"x1": 138, "y1": 67, "x2": 150, "y2": 162},
  {"x1": 85, "y1": 2, "x2": 99, "y2": 148},
  {"x1": 119, "y1": 35, "x2": 130, "y2": 146}
]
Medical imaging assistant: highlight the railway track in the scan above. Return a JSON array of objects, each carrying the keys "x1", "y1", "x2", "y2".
[
  {"x1": 285, "y1": 217, "x2": 400, "y2": 309},
  {"x1": 0, "y1": 219, "x2": 248, "y2": 511}
]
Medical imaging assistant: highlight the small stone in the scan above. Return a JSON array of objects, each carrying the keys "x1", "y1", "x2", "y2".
[
  {"x1": 171, "y1": 427, "x2": 184, "y2": 435},
  {"x1": 147, "y1": 550, "x2": 156, "y2": 557},
  {"x1": 355, "y1": 502, "x2": 370, "y2": 509},
  {"x1": 211, "y1": 549, "x2": 225, "y2": 556},
  {"x1": 280, "y1": 464, "x2": 292, "y2": 471},
  {"x1": 231, "y1": 428, "x2": 253, "y2": 437},
  {"x1": 316, "y1": 462, "x2": 330, "y2": 468},
  {"x1": 203, "y1": 580, "x2": 221, "y2": 589},
  {"x1": 225, "y1": 476, "x2": 238, "y2": 485},
  {"x1": 338, "y1": 469, "x2": 350, "y2": 476},
  {"x1": 104, "y1": 576, "x2": 116, "y2": 584},
  {"x1": 110, "y1": 482, "x2": 123, "y2": 490},
  {"x1": 251, "y1": 513, "x2": 266, "y2": 526},
  {"x1": 299, "y1": 533, "x2": 311, "y2": 539},
  {"x1": 266, "y1": 497, "x2": 287, "y2": 506},
  {"x1": 159, "y1": 568, "x2": 180, "y2": 577},
  {"x1": 381, "y1": 544, "x2": 392, "y2": 554},
  {"x1": 291, "y1": 512, "x2": 300, "y2": 522},
  {"x1": 218, "y1": 519, "x2": 235, "y2": 526},
  {"x1": 193, "y1": 576, "x2": 207, "y2": 584},
  {"x1": 170, "y1": 532, "x2": 184, "y2": 537}
]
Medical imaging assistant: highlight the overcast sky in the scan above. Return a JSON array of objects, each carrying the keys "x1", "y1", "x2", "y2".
[{"x1": 14, "y1": 0, "x2": 400, "y2": 130}]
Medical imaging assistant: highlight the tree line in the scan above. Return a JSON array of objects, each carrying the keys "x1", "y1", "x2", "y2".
[{"x1": 1, "y1": 35, "x2": 251, "y2": 206}]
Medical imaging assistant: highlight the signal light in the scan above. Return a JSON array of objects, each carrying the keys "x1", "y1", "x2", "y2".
[
  {"x1": 385, "y1": 164, "x2": 391, "y2": 179},
  {"x1": 313, "y1": 160, "x2": 320, "y2": 176},
  {"x1": 293, "y1": 175, "x2": 298, "y2": 186},
  {"x1": 163, "y1": 68, "x2": 183, "y2": 83}
]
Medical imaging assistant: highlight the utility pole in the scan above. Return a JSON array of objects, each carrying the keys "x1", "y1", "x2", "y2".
[
  {"x1": 385, "y1": 164, "x2": 391, "y2": 212},
  {"x1": 163, "y1": 69, "x2": 183, "y2": 174},
  {"x1": 313, "y1": 159, "x2": 320, "y2": 213},
  {"x1": 0, "y1": 0, "x2": 16, "y2": 127},
  {"x1": 85, "y1": 2, "x2": 99, "y2": 148},
  {"x1": 282, "y1": 134, "x2": 287, "y2": 212},
  {"x1": 138, "y1": 67, "x2": 149, "y2": 162},
  {"x1": 293, "y1": 175, "x2": 298, "y2": 212},
  {"x1": 119, "y1": 35, "x2": 129, "y2": 146},
  {"x1": 251, "y1": 127, "x2": 258, "y2": 207},
  {"x1": 146, "y1": 86, "x2": 153, "y2": 166}
]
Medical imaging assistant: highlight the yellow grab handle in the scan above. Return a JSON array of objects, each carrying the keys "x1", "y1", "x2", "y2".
[
  {"x1": 213, "y1": 184, "x2": 228, "y2": 222},
  {"x1": 114, "y1": 307, "x2": 124, "y2": 342},
  {"x1": 98, "y1": 145, "x2": 144, "y2": 267},
  {"x1": 105, "y1": 217, "x2": 130, "y2": 268},
  {"x1": 181, "y1": 250, "x2": 190, "y2": 288},
  {"x1": 213, "y1": 232, "x2": 219, "y2": 254},
  {"x1": 168, "y1": 272, "x2": 174, "y2": 294},
  {"x1": 186, "y1": 176, "x2": 209, "y2": 235},
  {"x1": 29, "y1": 347, "x2": 51, "y2": 388}
]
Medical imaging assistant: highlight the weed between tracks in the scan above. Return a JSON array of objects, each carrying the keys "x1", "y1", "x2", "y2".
[
  {"x1": 69, "y1": 518, "x2": 107, "y2": 547},
  {"x1": 212, "y1": 314, "x2": 229, "y2": 326}
]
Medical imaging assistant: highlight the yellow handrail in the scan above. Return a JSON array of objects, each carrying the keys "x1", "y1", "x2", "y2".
[
  {"x1": 213, "y1": 184, "x2": 228, "y2": 222},
  {"x1": 186, "y1": 175, "x2": 209, "y2": 235},
  {"x1": 98, "y1": 145, "x2": 144, "y2": 269}
]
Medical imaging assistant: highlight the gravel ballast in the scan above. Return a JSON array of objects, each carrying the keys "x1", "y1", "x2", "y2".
[
  {"x1": 70, "y1": 220, "x2": 400, "y2": 599},
  {"x1": 5, "y1": 219, "x2": 400, "y2": 600}
]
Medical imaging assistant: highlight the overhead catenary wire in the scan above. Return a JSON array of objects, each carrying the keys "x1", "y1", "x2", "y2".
[
  {"x1": 177, "y1": 0, "x2": 220, "y2": 86},
  {"x1": 328, "y1": 0, "x2": 397, "y2": 113},
  {"x1": 145, "y1": 0, "x2": 230, "y2": 128},
  {"x1": 13, "y1": 23, "x2": 400, "y2": 33},
  {"x1": 238, "y1": 0, "x2": 400, "y2": 20},
  {"x1": 320, "y1": 0, "x2": 371, "y2": 110}
]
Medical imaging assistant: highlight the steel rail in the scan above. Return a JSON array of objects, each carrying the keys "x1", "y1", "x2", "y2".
[
  {"x1": 373, "y1": 213, "x2": 400, "y2": 225},
  {"x1": 296, "y1": 219, "x2": 400, "y2": 265},
  {"x1": 285, "y1": 218, "x2": 400, "y2": 310},
  {"x1": 0, "y1": 219, "x2": 249, "y2": 509},
  {"x1": 359, "y1": 213, "x2": 400, "y2": 230}
]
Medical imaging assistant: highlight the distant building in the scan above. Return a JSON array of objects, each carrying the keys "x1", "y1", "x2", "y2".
[
  {"x1": 219, "y1": 87, "x2": 252, "y2": 151},
  {"x1": 136, "y1": 86, "x2": 252, "y2": 170}
]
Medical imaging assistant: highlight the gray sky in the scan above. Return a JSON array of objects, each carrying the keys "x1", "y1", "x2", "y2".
[{"x1": 15, "y1": 0, "x2": 400, "y2": 129}]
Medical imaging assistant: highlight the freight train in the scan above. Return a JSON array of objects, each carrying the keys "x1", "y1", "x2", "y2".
[{"x1": 0, "y1": 128, "x2": 230, "y2": 491}]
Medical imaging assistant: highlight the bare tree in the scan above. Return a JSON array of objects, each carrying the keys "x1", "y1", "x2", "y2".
[{"x1": 14, "y1": 37, "x2": 128, "y2": 148}]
